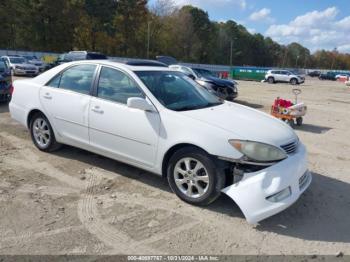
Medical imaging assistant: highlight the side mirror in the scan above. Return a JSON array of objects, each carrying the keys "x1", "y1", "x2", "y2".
[{"x1": 127, "y1": 97, "x2": 156, "y2": 112}]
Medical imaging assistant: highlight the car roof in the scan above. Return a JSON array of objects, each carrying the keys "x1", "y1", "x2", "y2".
[
  {"x1": 62, "y1": 60, "x2": 176, "y2": 72},
  {"x1": 124, "y1": 60, "x2": 168, "y2": 67}
]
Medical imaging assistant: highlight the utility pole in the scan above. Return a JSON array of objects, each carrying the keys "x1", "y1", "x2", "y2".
[{"x1": 147, "y1": 21, "x2": 151, "y2": 59}]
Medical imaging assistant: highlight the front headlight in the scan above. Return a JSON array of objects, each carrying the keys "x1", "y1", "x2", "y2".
[{"x1": 229, "y1": 140, "x2": 287, "y2": 162}]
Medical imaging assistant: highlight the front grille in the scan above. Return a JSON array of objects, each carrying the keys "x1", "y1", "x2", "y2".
[
  {"x1": 281, "y1": 140, "x2": 298, "y2": 154},
  {"x1": 226, "y1": 87, "x2": 233, "y2": 94}
]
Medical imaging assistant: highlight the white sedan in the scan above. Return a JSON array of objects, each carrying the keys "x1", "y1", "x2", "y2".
[{"x1": 9, "y1": 61, "x2": 311, "y2": 224}]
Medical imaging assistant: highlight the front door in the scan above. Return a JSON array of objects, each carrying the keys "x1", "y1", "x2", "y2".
[{"x1": 88, "y1": 66, "x2": 160, "y2": 167}]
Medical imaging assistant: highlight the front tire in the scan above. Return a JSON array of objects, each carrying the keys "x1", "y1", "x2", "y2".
[
  {"x1": 290, "y1": 78, "x2": 298, "y2": 85},
  {"x1": 167, "y1": 147, "x2": 225, "y2": 206},
  {"x1": 268, "y1": 77, "x2": 275, "y2": 84},
  {"x1": 30, "y1": 113, "x2": 61, "y2": 152}
]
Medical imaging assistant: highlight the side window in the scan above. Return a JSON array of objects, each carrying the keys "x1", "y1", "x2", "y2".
[
  {"x1": 97, "y1": 67, "x2": 144, "y2": 104},
  {"x1": 47, "y1": 74, "x2": 62, "y2": 88},
  {"x1": 59, "y1": 64, "x2": 96, "y2": 95}
]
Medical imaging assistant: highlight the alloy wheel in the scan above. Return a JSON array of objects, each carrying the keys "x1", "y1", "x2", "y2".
[
  {"x1": 32, "y1": 117, "x2": 51, "y2": 148},
  {"x1": 173, "y1": 157, "x2": 210, "y2": 199}
]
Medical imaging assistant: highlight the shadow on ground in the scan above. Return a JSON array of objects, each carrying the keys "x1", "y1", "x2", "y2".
[
  {"x1": 257, "y1": 172, "x2": 350, "y2": 243},
  {"x1": 0, "y1": 102, "x2": 9, "y2": 113},
  {"x1": 234, "y1": 99, "x2": 264, "y2": 109},
  {"x1": 294, "y1": 124, "x2": 332, "y2": 134}
]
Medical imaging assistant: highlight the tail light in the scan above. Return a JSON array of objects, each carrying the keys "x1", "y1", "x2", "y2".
[{"x1": 9, "y1": 83, "x2": 14, "y2": 95}]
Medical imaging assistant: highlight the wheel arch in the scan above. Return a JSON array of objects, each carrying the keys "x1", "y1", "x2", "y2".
[
  {"x1": 26, "y1": 109, "x2": 47, "y2": 129},
  {"x1": 290, "y1": 77, "x2": 298, "y2": 84},
  {"x1": 161, "y1": 143, "x2": 211, "y2": 177},
  {"x1": 267, "y1": 76, "x2": 275, "y2": 82}
]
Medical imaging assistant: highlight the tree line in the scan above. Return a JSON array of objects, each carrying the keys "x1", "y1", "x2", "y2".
[{"x1": 0, "y1": 0, "x2": 349, "y2": 70}]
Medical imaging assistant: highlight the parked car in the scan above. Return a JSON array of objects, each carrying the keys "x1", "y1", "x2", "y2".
[
  {"x1": 265, "y1": 70, "x2": 305, "y2": 85},
  {"x1": 1, "y1": 56, "x2": 39, "y2": 76},
  {"x1": 9, "y1": 61, "x2": 311, "y2": 224},
  {"x1": 66, "y1": 51, "x2": 107, "y2": 61},
  {"x1": 308, "y1": 70, "x2": 321, "y2": 77},
  {"x1": 45, "y1": 51, "x2": 108, "y2": 70},
  {"x1": 47, "y1": 51, "x2": 108, "y2": 69},
  {"x1": 319, "y1": 72, "x2": 337, "y2": 81},
  {"x1": 335, "y1": 73, "x2": 350, "y2": 80},
  {"x1": 22, "y1": 55, "x2": 46, "y2": 72},
  {"x1": 0, "y1": 59, "x2": 12, "y2": 102},
  {"x1": 169, "y1": 65, "x2": 238, "y2": 101}
]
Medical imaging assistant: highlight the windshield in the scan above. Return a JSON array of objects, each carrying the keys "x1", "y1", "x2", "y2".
[
  {"x1": 135, "y1": 71, "x2": 223, "y2": 111},
  {"x1": 192, "y1": 68, "x2": 216, "y2": 78},
  {"x1": 9, "y1": 57, "x2": 25, "y2": 64}
]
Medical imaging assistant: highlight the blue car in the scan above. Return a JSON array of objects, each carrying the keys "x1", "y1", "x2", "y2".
[{"x1": 0, "y1": 59, "x2": 13, "y2": 102}]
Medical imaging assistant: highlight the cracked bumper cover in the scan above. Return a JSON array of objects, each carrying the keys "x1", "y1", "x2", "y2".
[{"x1": 221, "y1": 143, "x2": 311, "y2": 224}]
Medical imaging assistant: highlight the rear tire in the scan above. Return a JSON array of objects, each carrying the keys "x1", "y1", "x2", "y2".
[
  {"x1": 268, "y1": 77, "x2": 275, "y2": 84},
  {"x1": 167, "y1": 147, "x2": 225, "y2": 206},
  {"x1": 29, "y1": 113, "x2": 61, "y2": 152}
]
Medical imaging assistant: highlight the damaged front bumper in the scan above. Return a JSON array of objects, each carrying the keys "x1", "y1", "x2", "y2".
[{"x1": 221, "y1": 143, "x2": 311, "y2": 224}]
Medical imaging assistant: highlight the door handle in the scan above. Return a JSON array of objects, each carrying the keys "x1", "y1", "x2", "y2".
[
  {"x1": 43, "y1": 93, "x2": 52, "y2": 99},
  {"x1": 91, "y1": 106, "x2": 104, "y2": 114}
]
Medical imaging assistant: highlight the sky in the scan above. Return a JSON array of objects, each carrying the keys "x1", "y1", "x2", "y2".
[{"x1": 149, "y1": 0, "x2": 350, "y2": 53}]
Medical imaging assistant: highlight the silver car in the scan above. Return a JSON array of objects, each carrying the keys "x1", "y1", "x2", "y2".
[
  {"x1": 1, "y1": 56, "x2": 39, "y2": 76},
  {"x1": 22, "y1": 55, "x2": 46, "y2": 72},
  {"x1": 265, "y1": 70, "x2": 305, "y2": 85}
]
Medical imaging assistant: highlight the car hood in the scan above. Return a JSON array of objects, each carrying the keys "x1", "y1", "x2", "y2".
[
  {"x1": 200, "y1": 76, "x2": 235, "y2": 87},
  {"x1": 179, "y1": 102, "x2": 297, "y2": 147}
]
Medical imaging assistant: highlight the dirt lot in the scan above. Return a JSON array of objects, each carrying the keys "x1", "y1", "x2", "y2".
[{"x1": 0, "y1": 77, "x2": 349, "y2": 255}]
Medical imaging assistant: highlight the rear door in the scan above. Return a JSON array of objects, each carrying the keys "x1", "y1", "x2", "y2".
[{"x1": 39, "y1": 64, "x2": 97, "y2": 146}]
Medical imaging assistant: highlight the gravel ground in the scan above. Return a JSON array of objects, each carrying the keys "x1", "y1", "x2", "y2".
[{"x1": 0, "y1": 76, "x2": 349, "y2": 255}]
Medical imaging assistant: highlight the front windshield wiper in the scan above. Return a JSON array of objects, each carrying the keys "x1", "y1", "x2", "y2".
[{"x1": 175, "y1": 102, "x2": 222, "y2": 111}]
